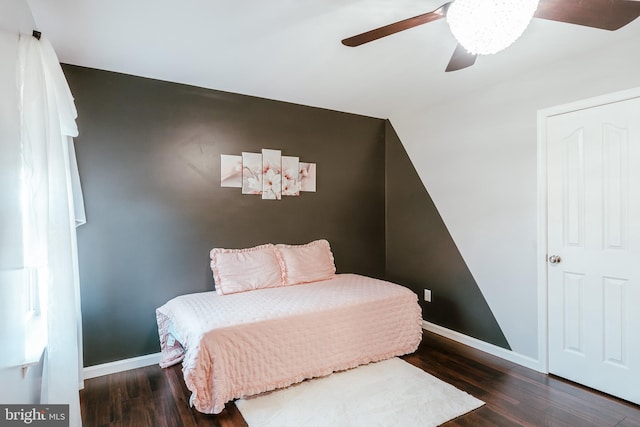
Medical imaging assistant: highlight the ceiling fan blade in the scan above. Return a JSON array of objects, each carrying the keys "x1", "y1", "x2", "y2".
[
  {"x1": 445, "y1": 43, "x2": 477, "y2": 72},
  {"x1": 341, "y1": 2, "x2": 451, "y2": 47},
  {"x1": 534, "y1": 0, "x2": 640, "y2": 31}
]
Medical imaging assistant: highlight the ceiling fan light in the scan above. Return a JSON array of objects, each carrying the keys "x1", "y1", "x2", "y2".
[{"x1": 447, "y1": 0, "x2": 540, "y2": 55}]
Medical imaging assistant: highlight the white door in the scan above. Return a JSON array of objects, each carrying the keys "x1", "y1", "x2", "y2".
[{"x1": 547, "y1": 96, "x2": 640, "y2": 404}]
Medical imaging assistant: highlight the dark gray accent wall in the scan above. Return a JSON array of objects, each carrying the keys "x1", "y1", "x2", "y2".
[
  {"x1": 63, "y1": 65, "x2": 386, "y2": 366},
  {"x1": 65, "y1": 64, "x2": 510, "y2": 367},
  {"x1": 384, "y1": 121, "x2": 510, "y2": 349}
]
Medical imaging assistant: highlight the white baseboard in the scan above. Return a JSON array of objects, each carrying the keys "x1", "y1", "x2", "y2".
[
  {"x1": 83, "y1": 352, "x2": 162, "y2": 380},
  {"x1": 422, "y1": 320, "x2": 545, "y2": 373}
]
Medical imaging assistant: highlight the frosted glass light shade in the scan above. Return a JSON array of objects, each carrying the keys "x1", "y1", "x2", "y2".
[{"x1": 447, "y1": 0, "x2": 540, "y2": 55}]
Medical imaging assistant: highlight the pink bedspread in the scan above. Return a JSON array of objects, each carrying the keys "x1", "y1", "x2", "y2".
[{"x1": 156, "y1": 273, "x2": 422, "y2": 414}]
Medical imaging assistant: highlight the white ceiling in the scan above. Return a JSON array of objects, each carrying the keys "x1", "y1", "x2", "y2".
[{"x1": 26, "y1": 0, "x2": 640, "y2": 118}]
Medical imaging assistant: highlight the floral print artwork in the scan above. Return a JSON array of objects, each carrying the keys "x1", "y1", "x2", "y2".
[
  {"x1": 223, "y1": 151, "x2": 315, "y2": 199},
  {"x1": 262, "y1": 149, "x2": 282, "y2": 200},
  {"x1": 282, "y1": 156, "x2": 300, "y2": 196},
  {"x1": 299, "y1": 162, "x2": 316, "y2": 192},
  {"x1": 242, "y1": 152, "x2": 262, "y2": 195},
  {"x1": 220, "y1": 155, "x2": 242, "y2": 188}
]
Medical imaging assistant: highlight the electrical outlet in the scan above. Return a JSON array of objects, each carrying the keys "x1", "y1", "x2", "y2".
[{"x1": 424, "y1": 289, "x2": 432, "y2": 302}]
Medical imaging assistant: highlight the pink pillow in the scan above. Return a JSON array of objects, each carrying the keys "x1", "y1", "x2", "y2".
[
  {"x1": 210, "y1": 244, "x2": 285, "y2": 295},
  {"x1": 275, "y1": 239, "x2": 336, "y2": 286}
]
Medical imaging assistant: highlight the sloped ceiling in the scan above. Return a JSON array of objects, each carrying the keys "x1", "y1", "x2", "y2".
[{"x1": 27, "y1": 0, "x2": 640, "y2": 118}]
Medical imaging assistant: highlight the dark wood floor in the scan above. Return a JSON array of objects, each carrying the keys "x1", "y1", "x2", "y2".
[{"x1": 80, "y1": 331, "x2": 640, "y2": 426}]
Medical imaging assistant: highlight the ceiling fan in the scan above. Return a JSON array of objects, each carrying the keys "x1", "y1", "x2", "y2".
[{"x1": 341, "y1": 0, "x2": 640, "y2": 72}]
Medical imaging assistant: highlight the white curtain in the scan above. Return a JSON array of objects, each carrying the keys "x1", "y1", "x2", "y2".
[{"x1": 18, "y1": 34, "x2": 85, "y2": 427}]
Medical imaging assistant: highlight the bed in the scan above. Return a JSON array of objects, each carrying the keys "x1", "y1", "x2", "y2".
[{"x1": 156, "y1": 240, "x2": 422, "y2": 414}]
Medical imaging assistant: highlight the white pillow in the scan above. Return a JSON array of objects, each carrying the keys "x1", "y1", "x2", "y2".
[
  {"x1": 275, "y1": 239, "x2": 336, "y2": 286},
  {"x1": 210, "y1": 244, "x2": 285, "y2": 295}
]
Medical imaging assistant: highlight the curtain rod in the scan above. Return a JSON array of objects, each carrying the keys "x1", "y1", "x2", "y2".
[{"x1": 32, "y1": 30, "x2": 41, "y2": 40}]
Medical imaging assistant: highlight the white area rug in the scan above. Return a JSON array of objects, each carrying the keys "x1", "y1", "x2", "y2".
[{"x1": 235, "y1": 357, "x2": 484, "y2": 427}]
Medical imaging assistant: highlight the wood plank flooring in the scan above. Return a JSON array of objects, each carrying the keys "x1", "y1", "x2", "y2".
[{"x1": 80, "y1": 331, "x2": 640, "y2": 426}]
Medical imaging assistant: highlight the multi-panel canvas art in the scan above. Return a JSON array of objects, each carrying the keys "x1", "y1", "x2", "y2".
[
  {"x1": 262, "y1": 149, "x2": 282, "y2": 200},
  {"x1": 299, "y1": 162, "x2": 316, "y2": 193},
  {"x1": 220, "y1": 155, "x2": 242, "y2": 188},
  {"x1": 221, "y1": 150, "x2": 316, "y2": 199},
  {"x1": 282, "y1": 156, "x2": 300, "y2": 196},
  {"x1": 241, "y1": 152, "x2": 263, "y2": 195}
]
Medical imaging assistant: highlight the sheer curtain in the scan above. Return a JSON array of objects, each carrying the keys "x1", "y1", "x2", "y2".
[{"x1": 18, "y1": 34, "x2": 85, "y2": 426}]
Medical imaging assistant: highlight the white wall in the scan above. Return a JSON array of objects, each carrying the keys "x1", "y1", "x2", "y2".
[
  {"x1": 0, "y1": 0, "x2": 41, "y2": 404},
  {"x1": 390, "y1": 35, "x2": 640, "y2": 360},
  {"x1": 0, "y1": 0, "x2": 35, "y2": 34}
]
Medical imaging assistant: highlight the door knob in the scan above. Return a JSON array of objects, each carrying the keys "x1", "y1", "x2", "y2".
[{"x1": 548, "y1": 255, "x2": 562, "y2": 264}]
